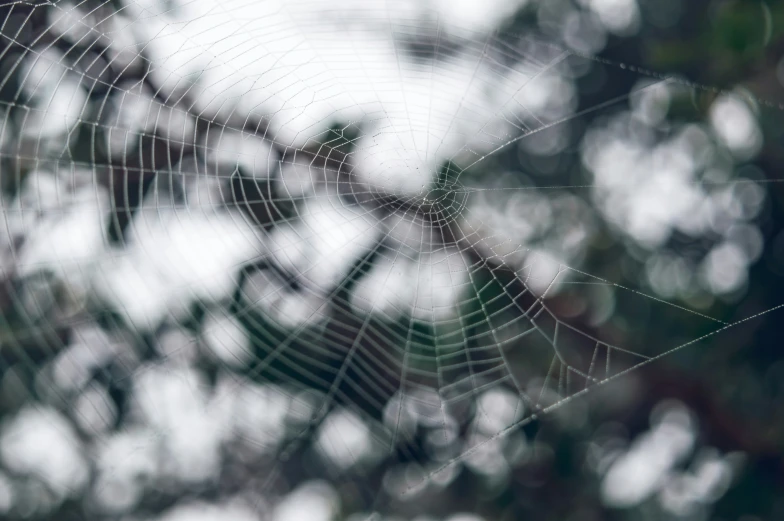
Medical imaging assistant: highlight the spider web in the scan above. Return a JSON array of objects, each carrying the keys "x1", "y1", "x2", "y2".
[{"x1": 0, "y1": 0, "x2": 782, "y2": 517}]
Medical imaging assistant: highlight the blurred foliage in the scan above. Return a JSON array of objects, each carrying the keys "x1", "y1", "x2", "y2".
[{"x1": 0, "y1": 0, "x2": 784, "y2": 520}]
